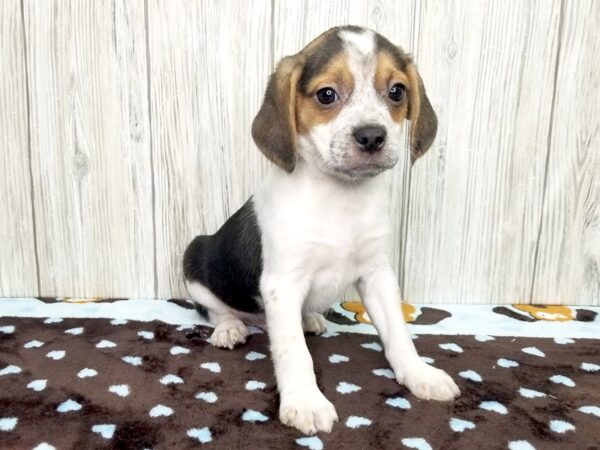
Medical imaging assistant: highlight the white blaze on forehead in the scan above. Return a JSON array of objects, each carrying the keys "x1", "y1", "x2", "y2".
[
  {"x1": 339, "y1": 28, "x2": 377, "y2": 82},
  {"x1": 338, "y1": 29, "x2": 378, "y2": 104},
  {"x1": 336, "y1": 28, "x2": 387, "y2": 128},
  {"x1": 338, "y1": 29, "x2": 375, "y2": 57}
]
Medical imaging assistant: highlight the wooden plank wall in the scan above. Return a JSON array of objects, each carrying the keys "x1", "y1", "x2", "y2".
[
  {"x1": 532, "y1": 0, "x2": 600, "y2": 305},
  {"x1": 0, "y1": 0, "x2": 598, "y2": 304},
  {"x1": 23, "y1": 1, "x2": 154, "y2": 298},
  {"x1": 0, "y1": 0, "x2": 38, "y2": 296}
]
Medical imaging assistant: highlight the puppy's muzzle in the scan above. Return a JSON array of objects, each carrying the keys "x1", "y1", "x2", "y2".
[{"x1": 353, "y1": 125, "x2": 387, "y2": 154}]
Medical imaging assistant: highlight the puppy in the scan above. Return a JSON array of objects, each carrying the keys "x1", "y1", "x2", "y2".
[{"x1": 183, "y1": 25, "x2": 460, "y2": 434}]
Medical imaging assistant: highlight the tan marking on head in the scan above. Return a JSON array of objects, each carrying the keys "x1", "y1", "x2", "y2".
[
  {"x1": 296, "y1": 53, "x2": 354, "y2": 134},
  {"x1": 375, "y1": 51, "x2": 410, "y2": 123}
]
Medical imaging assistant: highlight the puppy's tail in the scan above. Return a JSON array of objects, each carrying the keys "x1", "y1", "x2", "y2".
[{"x1": 192, "y1": 302, "x2": 209, "y2": 320}]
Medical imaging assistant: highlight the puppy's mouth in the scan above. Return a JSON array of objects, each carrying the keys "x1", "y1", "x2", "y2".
[
  {"x1": 302, "y1": 136, "x2": 399, "y2": 180},
  {"x1": 333, "y1": 160, "x2": 397, "y2": 179},
  {"x1": 333, "y1": 144, "x2": 399, "y2": 178}
]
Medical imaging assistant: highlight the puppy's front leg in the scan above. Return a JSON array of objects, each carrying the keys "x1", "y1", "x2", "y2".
[
  {"x1": 357, "y1": 267, "x2": 460, "y2": 401},
  {"x1": 262, "y1": 276, "x2": 338, "y2": 434}
]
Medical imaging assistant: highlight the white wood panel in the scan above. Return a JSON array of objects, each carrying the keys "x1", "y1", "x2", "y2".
[
  {"x1": 532, "y1": 0, "x2": 600, "y2": 305},
  {"x1": 148, "y1": 0, "x2": 272, "y2": 298},
  {"x1": 0, "y1": 0, "x2": 597, "y2": 304},
  {"x1": 0, "y1": 0, "x2": 38, "y2": 296},
  {"x1": 273, "y1": 0, "x2": 417, "y2": 300},
  {"x1": 24, "y1": 0, "x2": 154, "y2": 297},
  {"x1": 403, "y1": 0, "x2": 562, "y2": 304}
]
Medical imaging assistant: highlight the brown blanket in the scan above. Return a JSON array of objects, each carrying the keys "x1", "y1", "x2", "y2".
[{"x1": 0, "y1": 317, "x2": 599, "y2": 449}]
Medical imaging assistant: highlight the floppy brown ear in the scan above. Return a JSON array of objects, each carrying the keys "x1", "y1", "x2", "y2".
[
  {"x1": 251, "y1": 56, "x2": 303, "y2": 173},
  {"x1": 406, "y1": 64, "x2": 437, "y2": 163}
]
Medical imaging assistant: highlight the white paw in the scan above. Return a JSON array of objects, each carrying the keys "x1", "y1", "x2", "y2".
[
  {"x1": 302, "y1": 312, "x2": 327, "y2": 335},
  {"x1": 279, "y1": 388, "x2": 338, "y2": 434},
  {"x1": 208, "y1": 318, "x2": 249, "y2": 349},
  {"x1": 398, "y1": 361, "x2": 460, "y2": 401}
]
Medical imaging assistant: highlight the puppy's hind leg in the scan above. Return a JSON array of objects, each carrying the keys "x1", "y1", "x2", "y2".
[
  {"x1": 302, "y1": 312, "x2": 327, "y2": 335},
  {"x1": 185, "y1": 281, "x2": 249, "y2": 349}
]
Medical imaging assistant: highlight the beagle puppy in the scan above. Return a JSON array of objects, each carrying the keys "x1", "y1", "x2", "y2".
[{"x1": 183, "y1": 25, "x2": 460, "y2": 435}]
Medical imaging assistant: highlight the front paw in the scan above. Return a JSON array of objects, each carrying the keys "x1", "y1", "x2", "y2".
[
  {"x1": 279, "y1": 388, "x2": 338, "y2": 434},
  {"x1": 398, "y1": 361, "x2": 460, "y2": 401}
]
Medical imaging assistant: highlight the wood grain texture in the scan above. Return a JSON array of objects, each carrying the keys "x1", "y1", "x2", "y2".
[
  {"x1": 403, "y1": 0, "x2": 562, "y2": 304},
  {"x1": 148, "y1": 0, "x2": 272, "y2": 298},
  {"x1": 532, "y1": 0, "x2": 600, "y2": 305},
  {"x1": 1, "y1": 0, "x2": 598, "y2": 304},
  {"x1": 0, "y1": 0, "x2": 38, "y2": 296},
  {"x1": 23, "y1": 0, "x2": 154, "y2": 297}
]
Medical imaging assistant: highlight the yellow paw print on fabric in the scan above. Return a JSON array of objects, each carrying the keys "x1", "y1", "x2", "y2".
[
  {"x1": 341, "y1": 301, "x2": 416, "y2": 324},
  {"x1": 513, "y1": 305, "x2": 575, "y2": 322}
]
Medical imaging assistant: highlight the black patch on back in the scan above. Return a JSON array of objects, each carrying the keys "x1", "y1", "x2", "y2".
[{"x1": 183, "y1": 199, "x2": 263, "y2": 313}]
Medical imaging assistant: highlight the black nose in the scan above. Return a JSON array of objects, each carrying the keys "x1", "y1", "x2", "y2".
[{"x1": 353, "y1": 125, "x2": 387, "y2": 153}]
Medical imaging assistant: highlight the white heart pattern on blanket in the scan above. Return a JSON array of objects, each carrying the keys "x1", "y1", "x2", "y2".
[
  {"x1": 78, "y1": 368, "x2": 97, "y2": 378},
  {"x1": 91, "y1": 424, "x2": 115, "y2": 439},
  {"x1": 24, "y1": 340, "x2": 44, "y2": 349},
  {"x1": 46, "y1": 351, "x2": 65, "y2": 360},
  {"x1": 108, "y1": 385, "x2": 130, "y2": 397},
  {"x1": 122, "y1": 356, "x2": 142, "y2": 366},
  {"x1": 27, "y1": 379, "x2": 47, "y2": 392},
  {"x1": 149, "y1": 404, "x2": 173, "y2": 417},
  {"x1": 187, "y1": 427, "x2": 212, "y2": 443},
  {"x1": 245, "y1": 380, "x2": 266, "y2": 391},
  {"x1": 328, "y1": 354, "x2": 349, "y2": 363},
  {"x1": 459, "y1": 370, "x2": 482, "y2": 383},
  {"x1": 497, "y1": 358, "x2": 519, "y2": 368},
  {"x1": 57, "y1": 399, "x2": 82, "y2": 413},
  {"x1": 160, "y1": 374, "x2": 183, "y2": 385},
  {"x1": 0, "y1": 365, "x2": 21, "y2": 376},
  {"x1": 0, "y1": 417, "x2": 18, "y2": 431},
  {"x1": 65, "y1": 327, "x2": 84, "y2": 335},
  {"x1": 170, "y1": 346, "x2": 190, "y2": 355},
  {"x1": 200, "y1": 362, "x2": 221, "y2": 373},
  {"x1": 245, "y1": 351, "x2": 267, "y2": 361},
  {"x1": 346, "y1": 416, "x2": 372, "y2": 428},
  {"x1": 296, "y1": 436, "x2": 324, "y2": 450},
  {"x1": 401, "y1": 437, "x2": 433, "y2": 450},
  {"x1": 450, "y1": 418, "x2": 476, "y2": 432}
]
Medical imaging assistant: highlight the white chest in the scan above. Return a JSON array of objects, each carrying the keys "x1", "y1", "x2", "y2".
[{"x1": 255, "y1": 167, "x2": 392, "y2": 310}]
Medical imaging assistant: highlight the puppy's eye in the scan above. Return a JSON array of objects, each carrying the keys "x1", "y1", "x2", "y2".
[
  {"x1": 388, "y1": 83, "x2": 406, "y2": 103},
  {"x1": 315, "y1": 87, "x2": 338, "y2": 105}
]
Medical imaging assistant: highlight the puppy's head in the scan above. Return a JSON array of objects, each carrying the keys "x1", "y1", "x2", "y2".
[{"x1": 252, "y1": 26, "x2": 437, "y2": 180}]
